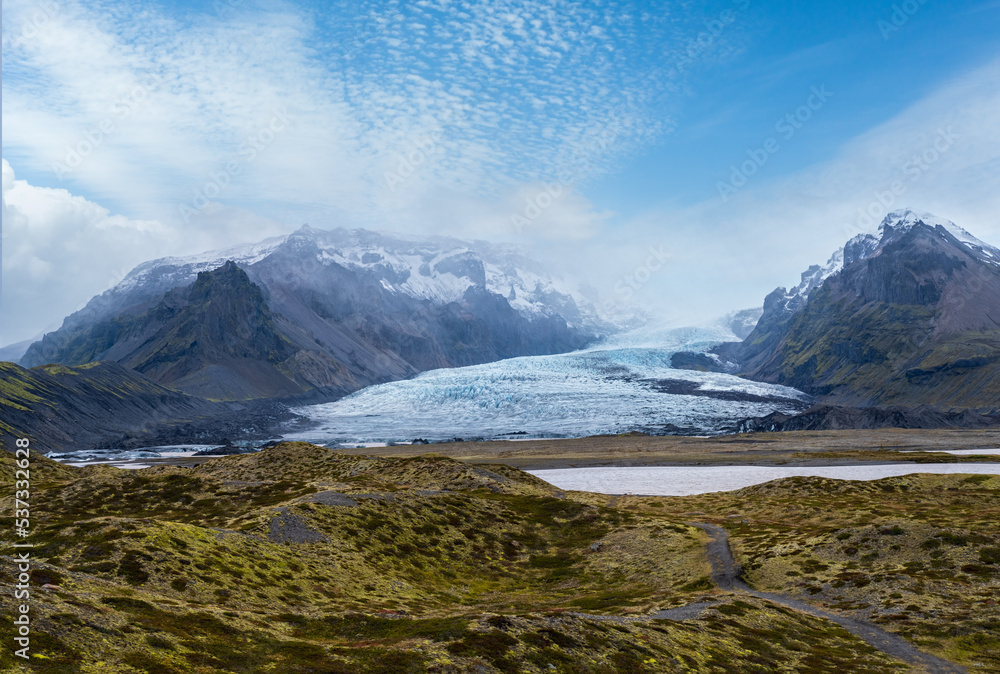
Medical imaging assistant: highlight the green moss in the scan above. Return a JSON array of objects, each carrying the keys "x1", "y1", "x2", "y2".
[
  {"x1": 1, "y1": 443, "x2": 983, "y2": 672},
  {"x1": 283, "y1": 613, "x2": 472, "y2": 643},
  {"x1": 979, "y1": 547, "x2": 1000, "y2": 564},
  {"x1": 679, "y1": 576, "x2": 713, "y2": 592}
]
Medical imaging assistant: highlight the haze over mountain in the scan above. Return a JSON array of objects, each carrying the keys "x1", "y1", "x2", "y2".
[
  {"x1": 21, "y1": 227, "x2": 603, "y2": 401},
  {"x1": 718, "y1": 209, "x2": 1000, "y2": 413},
  {"x1": 17, "y1": 209, "x2": 1000, "y2": 444}
]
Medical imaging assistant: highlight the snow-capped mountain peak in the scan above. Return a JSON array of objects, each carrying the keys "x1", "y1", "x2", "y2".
[
  {"x1": 268, "y1": 226, "x2": 607, "y2": 328},
  {"x1": 760, "y1": 209, "x2": 997, "y2": 323},
  {"x1": 24, "y1": 225, "x2": 609, "y2": 398},
  {"x1": 878, "y1": 208, "x2": 957, "y2": 235},
  {"x1": 794, "y1": 209, "x2": 997, "y2": 304},
  {"x1": 62, "y1": 225, "x2": 613, "y2": 337},
  {"x1": 878, "y1": 208, "x2": 1000, "y2": 266}
]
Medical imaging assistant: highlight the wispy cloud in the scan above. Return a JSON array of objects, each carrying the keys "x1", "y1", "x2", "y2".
[
  {"x1": 7, "y1": 0, "x2": 995, "y2": 345},
  {"x1": 3, "y1": 0, "x2": 739, "y2": 343},
  {"x1": 2, "y1": 0, "x2": 712, "y2": 229}
]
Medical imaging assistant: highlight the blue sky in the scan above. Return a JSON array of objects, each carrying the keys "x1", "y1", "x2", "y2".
[
  {"x1": 3, "y1": 0, "x2": 1000, "y2": 344},
  {"x1": 598, "y1": 0, "x2": 1000, "y2": 212}
]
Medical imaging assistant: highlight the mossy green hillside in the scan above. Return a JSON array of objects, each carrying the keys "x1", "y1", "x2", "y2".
[
  {"x1": 0, "y1": 360, "x2": 221, "y2": 452},
  {"x1": 0, "y1": 596, "x2": 905, "y2": 673},
  {"x1": 597, "y1": 472, "x2": 1000, "y2": 670},
  {"x1": 0, "y1": 445, "x2": 697, "y2": 671},
  {"x1": 771, "y1": 293, "x2": 1000, "y2": 407},
  {"x1": 0, "y1": 444, "x2": 928, "y2": 672}
]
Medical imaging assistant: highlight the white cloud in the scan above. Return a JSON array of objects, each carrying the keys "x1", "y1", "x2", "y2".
[
  {"x1": 6, "y1": 0, "x2": 996, "y2": 343},
  {"x1": 0, "y1": 159, "x2": 290, "y2": 345},
  {"x1": 2, "y1": 0, "x2": 732, "y2": 344},
  {"x1": 387, "y1": 181, "x2": 614, "y2": 242},
  {"x1": 1, "y1": 0, "x2": 703, "y2": 232}
]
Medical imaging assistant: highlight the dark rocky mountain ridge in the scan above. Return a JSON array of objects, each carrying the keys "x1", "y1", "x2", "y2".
[{"x1": 721, "y1": 210, "x2": 1000, "y2": 417}]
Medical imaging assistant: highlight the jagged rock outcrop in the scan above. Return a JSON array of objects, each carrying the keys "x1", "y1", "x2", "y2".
[{"x1": 737, "y1": 405, "x2": 1000, "y2": 433}]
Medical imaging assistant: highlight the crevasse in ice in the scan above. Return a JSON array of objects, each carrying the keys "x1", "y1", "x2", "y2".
[{"x1": 290, "y1": 323, "x2": 809, "y2": 444}]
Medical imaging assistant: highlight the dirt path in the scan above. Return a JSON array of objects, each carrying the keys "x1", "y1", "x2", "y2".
[{"x1": 690, "y1": 523, "x2": 966, "y2": 673}]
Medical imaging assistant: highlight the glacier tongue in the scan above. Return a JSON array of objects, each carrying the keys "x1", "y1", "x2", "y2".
[{"x1": 289, "y1": 325, "x2": 809, "y2": 444}]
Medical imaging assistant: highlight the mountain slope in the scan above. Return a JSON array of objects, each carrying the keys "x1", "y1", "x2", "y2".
[
  {"x1": 24, "y1": 263, "x2": 304, "y2": 400},
  {"x1": 31, "y1": 226, "x2": 606, "y2": 335},
  {"x1": 22, "y1": 262, "x2": 399, "y2": 401},
  {"x1": 22, "y1": 227, "x2": 598, "y2": 400},
  {"x1": 0, "y1": 361, "x2": 221, "y2": 452},
  {"x1": 730, "y1": 210, "x2": 1000, "y2": 410}
]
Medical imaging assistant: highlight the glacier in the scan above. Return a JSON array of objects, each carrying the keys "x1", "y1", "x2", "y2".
[{"x1": 288, "y1": 323, "x2": 810, "y2": 444}]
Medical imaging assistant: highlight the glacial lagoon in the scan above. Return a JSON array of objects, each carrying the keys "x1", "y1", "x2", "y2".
[{"x1": 528, "y1": 463, "x2": 1000, "y2": 496}]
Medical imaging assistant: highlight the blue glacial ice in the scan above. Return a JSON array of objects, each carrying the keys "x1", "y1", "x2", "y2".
[{"x1": 289, "y1": 323, "x2": 810, "y2": 444}]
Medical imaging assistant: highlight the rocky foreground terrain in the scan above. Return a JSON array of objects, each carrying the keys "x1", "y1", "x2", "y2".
[{"x1": 1, "y1": 443, "x2": 997, "y2": 672}]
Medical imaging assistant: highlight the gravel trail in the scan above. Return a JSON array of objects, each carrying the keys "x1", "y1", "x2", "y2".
[{"x1": 690, "y1": 522, "x2": 966, "y2": 673}]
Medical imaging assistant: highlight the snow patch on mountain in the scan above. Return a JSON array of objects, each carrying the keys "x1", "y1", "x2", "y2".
[
  {"x1": 285, "y1": 227, "x2": 608, "y2": 328},
  {"x1": 879, "y1": 209, "x2": 1000, "y2": 266},
  {"x1": 116, "y1": 235, "x2": 288, "y2": 294},
  {"x1": 763, "y1": 246, "x2": 847, "y2": 316},
  {"x1": 88, "y1": 225, "x2": 611, "y2": 332}
]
